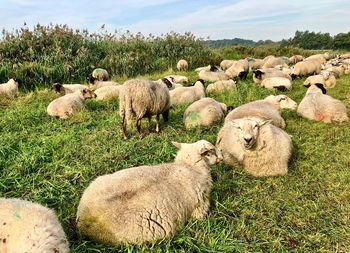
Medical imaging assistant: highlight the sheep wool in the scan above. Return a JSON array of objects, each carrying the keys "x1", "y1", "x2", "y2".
[
  {"x1": 0, "y1": 198, "x2": 69, "y2": 253},
  {"x1": 94, "y1": 85, "x2": 121, "y2": 100},
  {"x1": 76, "y1": 140, "x2": 222, "y2": 245},
  {"x1": 0, "y1": 79, "x2": 19, "y2": 98},
  {"x1": 206, "y1": 79, "x2": 236, "y2": 94},
  {"x1": 169, "y1": 79, "x2": 205, "y2": 105},
  {"x1": 260, "y1": 77, "x2": 292, "y2": 91},
  {"x1": 176, "y1": 59, "x2": 188, "y2": 71},
  {"x1": 52, "y1": 83, "x2": 89, "y2": 95},
  {"x1": 253, "y1": 68, "x2": 291, "y2": 84}
]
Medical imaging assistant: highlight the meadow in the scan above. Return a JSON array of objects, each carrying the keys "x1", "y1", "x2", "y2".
[{"x1": 1, "y1": 25, "x2": 350, "y2": 252}]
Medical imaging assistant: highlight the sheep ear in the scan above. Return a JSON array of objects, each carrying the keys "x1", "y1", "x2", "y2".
[
  {"x1": 304, "y1": 84, "x2": 311, "y2": 88},
  {"x1": 199, "y1": 144, "x2": 210, "y2": 155},
  {"x1": 82, "y1": 89, "x2": 88, "y2": 94},
  {"x1": 258, "y1": 119, "x2": 272, "y2": 127},
  {"x1": 161, "y1": 78, "x2": 173, "y2": 89},
  {"x1": 171, "y1": 141, "x2": 182, "y2": 150},
  {"x1": 315, "y1": 83, "x2": 327, "y2": 94}
]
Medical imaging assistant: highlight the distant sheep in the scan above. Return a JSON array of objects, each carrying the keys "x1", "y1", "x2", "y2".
[
  {"x1": 297, "y1": 84, "x2": 348, "y2": 123},
  {"x1": 95, "y1": 85, "x2": 121, "y2": 100},
  {"x1": 260, "y1": 77, "x2": 292, "y2": 91},
  {"x1": 225, "y1": 59, "x2": 249, "y2": 79},
  {"x1": 289, "y1": 55, "x2": 304, "y2": 64},
  {"x1": 0, "y1": 198, "x2": 69, "y2": 253},
  {"x1": 253, "y1": 68, "x2": 291, "y2": 84},
  {"x1": 247, "y1": 58, "x2": 265, "y2": 70},
  {"x1": 52, "y1": 83, "x2": 88, "y2": 95},
  {"x1": 290, "y1": 59, "x2": 322, "y2": 79},
  {"x1": 76, "y1": 140, "x2": 222, "y2": 245},
  {"x1": 216, "y1": 117, "x2": 292, "y2": 177},
  {"x1": 206, "y1": 79, "x2": 236, "y2": 94},
  {"x1": 0, "y1": 78, "x2": 19, "y2": 98},
  {"x1": 92, "y1": 68, "x2": 109, "y2": 81},
  {"x1": 198, "y1": 68, "x2": 230, "y2": 82},
  {"x1": 170, "y1": 79, "x2": 205, "y2": 105},
  {"x1": 177, "y1": 59, "x2": 188, "y2": 71},
  {"x1": 47, "y1": 89, "x2": 96, "y2": 119},
  {"x1": 262, "y1": 57, "x2": 288, "y2": 69},
  {"x1": 220, "y1": 60, "x2": 236, "y2": 70}
]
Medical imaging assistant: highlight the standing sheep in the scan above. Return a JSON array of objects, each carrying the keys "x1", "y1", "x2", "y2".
[
  {"x1": 76, "y1": 140, "x2": 222, "y2": 245},
  {"x1": 225, "y1": 59, "x2": 249, "y2": 80},
  {"x1": 206, "y1": 80, "x2": 236, "y2": 94},
  {"x1": 0, "y1": 198, "x2": 70, "y2": 253},
  {"x1": 92, "y1": 68, "x2": 109, "y2": 81},
  {"x1": 297, "y1": 84, "x2": 348, "y2": 123},
  {"x1": 183, "y1": 98, "x2": 230, "y2": 128},
  {"x1": 88, "y1": 78, "x2": 119, "y2": 90},
  {"x1": 260, "y1": 77, "x2": 292, "y2": 91},
  {"x1": 0, "y1": 78, "x2": 19, "y2": 98},
  {"x1": 169, "y1": 79, "x2": 205, "y2": 105},
  {"x1": 47, "y1": 89, "x2": 96, "y2": 119},
  {"x1": 262, "y1": 57, "x2": 288, "y2": 69},
  {"x1": 119, "y1": 78, "x2": 173, "y2": 139},
  {"x1": 216, "y1": 117, "x2": 292, "y2": 177},
  {"x1": 177, "y1": 59, "x2": 188, "y2": 71}
]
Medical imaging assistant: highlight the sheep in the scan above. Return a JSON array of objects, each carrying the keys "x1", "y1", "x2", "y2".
[
  {"x1": 0, "y1": 198, "x2": 69, "y2": 253},
  {"x1": 76, "y1": 140, "x2": 222, "y2": 245},
  {"x1": 325, "y1": 66, "x2": 346, "y2": 78},
  {"x1": 198, "y1": 68, "x2": 230, "y2": 82},
  {"x1": 260, "y1": 77, "x2": 292, "y2": 91},
  {"x1": 225, "y1": 59, "x2": 249, "y2": 80},
  {"x1": 340, "y1": 53, "x2": 350, "y2": 59},
  {"x1": 0, "y1": 78, "x2": 19, "y2": 98},
  {"x1": 216, "y1": 117, "x2": 292, "y2": 177},
  {"x1": 220, "y1": 60, "x2": 236, "y2": 70},
  {"x1": 177, "y1": 59, "x2": 188, "y2": 71},
  {"x1": 164, "y1": 75, "x2": 188, "y2": 84},
  {"x1": 47, "y1": 88, "x2": 96, "y2": 119},
  {"x1": 183, "y1": 98, "x2": 231, "y2": 128},
  {"x1": 119, "y1": 78, "x2": 173, "y2": 139},
  {"x1": 225, "y1": 95, "x2": 298, "y2": 129},
  {"x1": 169, "y1": 79, "x2": 205, "y2": 105},
  {"x1": 88, "y1": 77, "x2": 120, "y2": 90},
  {"x1": 289, "y1": 55, "x2": 304, "y2": 64},
  {"x1": 253, "y1": 68, "x2": 291, "y2": 84},
  {"x1": 297, "y1": 84, "x2": 348, "y2": 123},
  {"x1": 274, "y1": 64, "x2": 293, "y2": 76},
  {"x1": 195, "y1": 65, "x2": 221, "y2": 72},
  {"x1": 94, "y1": 85, "x2": 121, "y2": 100},
  {"x1": 52, "y1": 83, "x2": 89, "y2": 95},
  {"x1": 262, "y1": 57, "x2": 288, "y2": 69},
  {"x1": 206, "y1": 79, "x2": 236, "y2": 94},
  {"x1": 92, "y1": 68, "x2": 109, "y2": 81},
  {"x1": 303, "y1": 71, "x2": 336, "y2": 89},
  {"x1": 247, "y1": 58, "x2": 265, "y2": 70},
  {"x1": 305, "y1": 54, "x2": 327, "y2": 64},
  {"x1": 290, "y1": 59, "x2": 322, "y2": 80}
]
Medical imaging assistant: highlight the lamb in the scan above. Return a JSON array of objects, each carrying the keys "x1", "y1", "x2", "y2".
[
  {"x1": 297, "y1": 84, "x2": 348, "y2": 123},
  {"x1": 225, "y1": 95, "x2": 298, "y2": 129},
  {"x1": 216, "y1": 117, "x2": 292, "y2": 177},
  {"x1": 47, "y1": 88, "x2": 96, "y2": 119},
  {"x1": 206, "y1": 79, "x2": 236, "y2": 94},
  {"x1": 164, "y1": 75, "x2": 188, "y2": 84},
  {"x1": 0, "y1": 78, "x2": 19, "y2": 98},
  {"x1": 169, "y1": 79, "x2": 205, "y2": 105},
  {"x1": 94, "y1": 85, "x2": 121, "y2": 100},
  {"x1": 92, "y1": 68, "x2": 109, "y2": 81},
  {"x1": 76, "y1": 140, "x2": 222, "y2": 245},
  {"x1": 262, "y1": 57, "x2": 288, "y2": 69},
  {"x1": 225, "y1": 59, "x2": 249, "y2": 79},
  {"x1": 253, "y1": 68, "x2": 291, "y2": 84},
  {"x1": 290, "y1": 59, "x2": 322, "y2": 79},
  {"x1": 260, "y1": 77, "x2": 292, "y2": 91},
  {"x1": 52, "y1": 83, "x2": 89, "y2": 95},
  {"x1": 119, "y1": 78, "x2": 173, "y2": 139},
  {"x1": 0, "y1": 198, "x2": 70, "y2": 253},
  {"x1": 303, "y1": 71, "x2": 336, "y2": 89},
  {"x1": 183, "y1": 98, "x2": 230, "y2": 128},
  {"x1": 198, "y1": 68, "x2": 230, "y2": 82},
  {"x1": 220, "y1": 60, "x2": 236, "y2": 70},
  {"x1": 88, "y1": 77, "x2": 119, "y2": 90},
  {"x1": 177, "y1": 59, "x2": 188, "y2": 71},
  {"x1": 289, "y1": 55, "x2": 304, "y2": 64}
]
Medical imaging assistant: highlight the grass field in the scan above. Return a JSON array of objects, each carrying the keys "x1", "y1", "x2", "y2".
[{"x1": 0, "y1": 70, "x2": 350, "y2": 252}]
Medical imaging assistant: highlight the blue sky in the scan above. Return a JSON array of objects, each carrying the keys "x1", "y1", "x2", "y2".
[{"x1": 1, "y1": 0, "x2": 350, "y2": 41}]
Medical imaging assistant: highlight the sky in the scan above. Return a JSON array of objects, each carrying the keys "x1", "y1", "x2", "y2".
[{"x1": 1, "y1": 0, "x2": 350, "y2": 41}]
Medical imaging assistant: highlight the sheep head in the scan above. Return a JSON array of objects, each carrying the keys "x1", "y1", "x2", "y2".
[
  {"x1": 81, "y1": 88, "x2": 97, "y2": 100},
  {"x1": 306, "y1": 84, "x2": 327, "y2": 95},
  {"x1": 52, "y1": 83, "x2": 63, "y2": 93},
  {"x1": 265, "y1": 95, "x2": 297, "y2": 111}
]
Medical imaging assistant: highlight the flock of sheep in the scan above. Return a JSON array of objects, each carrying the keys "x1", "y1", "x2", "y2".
[{"x1": 0, "y1": 52, "x2": 349, "y2": 252}]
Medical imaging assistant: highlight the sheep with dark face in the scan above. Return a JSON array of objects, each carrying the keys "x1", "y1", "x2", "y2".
[
  {"x1": 52, "y1": 83, "x2": 88, "y2": 95},
  {"x1": 225, "y1": 59, "x2": 249, "y2": 80},
  {"x1": 290, "y1": 59, "x2": 322, "y2": 80},
  {"x1": 253, "y1": 68, "x2": 291, "y2": 84},
  {"x1": 169, "y1": 79, "x2": 206, "y2": 105}
]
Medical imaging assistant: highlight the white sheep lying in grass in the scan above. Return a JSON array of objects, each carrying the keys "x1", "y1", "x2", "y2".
[
  {"x1": 225, "y1": 59, "x2": 249, "y2": 80},
  {"x1": 94, "y1": 85, "x2": 121, "y2": 100},
  {"x1": 253, "y1": 68, "x2": 291, "y2": 84},
  {"x1": 260, "y1": 77, "x2": 292, "y2": 91},
  {"x1": 52, "y1": 83, "x2": 89, "y2": 94},
  {"x1": 225, "y1": 95, "x2": 297, "y2": 129},
  {"x1": 0, "y1": 198, "x2": 69, "y2": 253},
  {"x1": 119, "y1": 78, "x2": 173, "y2": 139},
  {"x1": 0, "y1": 78, "x2": 19, "y2": 98},
  {"x1": 220, "y1": 60, "x2": 236, "y2": 70},
  {"x1": 303, "y1": 71, "x2": 336, "y2": 89},
  {"x1": 206, "y1": 79, "x2": 236, "y2": 94},
  {"x1": 177, "y1": 59, "x2": 188, "y2": 71},
  {"x1": 195, "y1": 65, "x2": 220, "y2": 72},
  {"x1": 47, "y1": 89, "x2": 96, "y2": 119},
  {"x1": 297, "y1": 84, "x2": 348, "y2": 123},
  {"x1": 216, "y1": 117, "x2": 292, "y2": 177},
  {"x1": 290, "y1": 59, "x2": 322, "y2": 79},
  {"x1": 198, "y1": 68, "x2": 230, "y2": 82},
  {"x1": 169, "y1": 79, "x2": 205, "y2": 105},
  {"x1": 76, "y1": 140, "x2": 222, "y2": 245},
  {"x1": 183, "y1": 98, "x2": 231, "y2": 128},
  {"x1": 165, "y1": 75, "x2": 188, "y2": 84}
]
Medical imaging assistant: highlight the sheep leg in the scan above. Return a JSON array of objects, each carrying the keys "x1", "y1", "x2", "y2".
[
  {"x1": 191, "y1": 197, "x2": 210, "y2": 219},
  {"x1": 136, "y1": 118, "x2": 142, "y2": 134},
  {"x1": 122, "y1": 114, "x2": 128, "y2": 140},
  {"x1": 162, "y1": 110, "x2": 169, "y2": 122},
  {"x1": 155, "y1": 114, "x2": 161, "y2": 133}
]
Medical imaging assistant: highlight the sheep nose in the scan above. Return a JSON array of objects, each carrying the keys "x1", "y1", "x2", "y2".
[{"x1": 244, "y1": 137, "x2": 252, "y2": 143}]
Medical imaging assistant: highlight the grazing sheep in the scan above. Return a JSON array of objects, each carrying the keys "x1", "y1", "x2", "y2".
[
  {"x1": 225, "y1": 59, "x2": 249, "y2": 80},
  {"x1": 289, "y1": 55, "x2": 304, "y2": 64},
  {"x1": 0, "y1": 198, "x2": 70, "y2": 253},
  {"x1": 225, "y1": 95, "x2": 298, "y2": 129},
  {"x1": 47, "y1": 89, "x2": 96, "y2": 119},
  {"x1": 170, "y1": 79, "x2": 205, "y2": 105},
  {"x1": 88, "y1": 78, "x2": 119, "y2": 90},
  {"x1": 198, "y1": 68, "x2": 230, "y2": 82},
  {"x1": 119, "y1": 78, "x2": 173, "y2": 139},
  {"x1": 220, "y1": 60, "x2": 236, "y2": 70},
  {"x1": 206, "y1": 79, "x2": 236, "y2": 94},
  {"x1": 247, "y1": 58, "x2": 265, "y2": 70},
  {"x1": 262, "y1": 57, "x2": 288, "y2": 69},
  {"x1": 217, "y1": 117, "x2": 292, "y2": 176},
  {"x1": 303, "y1": 71, "x2": 336, "y2": 89},
  {"x1": 297, "y1": 84, "x2": 348, "y2": 123},
  {"x1": 183, "y1": 98, "x2": 230, "y2": 128},
  {"x1": 290, "y1": 59, "x2": 322, "y2": 79},
  {"x1": 76, "y1": 140, "x2": 222, "y2": 245},
  {"x1": 52, "y1": 83, "x2": 89, "y2": 95},
  {"x1": 92, "y1": 68, "x2": 109, "y2": 81},
  {"x1": 177, "y1": 59, "x2": 188, "y2": 71},
  {"x1": 0, "y1": 78, "x2": 19, "y2": 98},
  {"x1": 253, "y1": 68, "x2": 291, "y2": 84},
  {"x1": 165, "y1": 75, "x2": 188, "y2": 84},
  {"x1": 94, "y1": 85, "x2": 121, "y2": 100},
  {"x1": 260, "y1": 77, "x2": 292, "y2": 91}
]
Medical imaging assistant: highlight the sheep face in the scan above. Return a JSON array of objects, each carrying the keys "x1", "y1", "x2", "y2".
[
  {"x1": 231, "y1": 118, "x2": 269, "y2": 150},
  {"x1": 306, "y1": 84, "x2": 327, "y2": 95},
  {"x1": 253, "y1": 70, "x2": 264, "y2": 79},
  {"x1": 161, "y1": 78, "x2": 174, "y2": 90},
  {"x1": 81, "y1": 89, "x2": 97, "y2": 99},
  {"x1": 275, "y1": 95, "x2": 298, "y2": 110},
  {"x1": 52, "y1": 83, "x2": 63, "y2": 93}
]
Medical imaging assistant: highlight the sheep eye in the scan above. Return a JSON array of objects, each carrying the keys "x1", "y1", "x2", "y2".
[{"x1": 254, "y1": 125, "x2": 258, "y2": 129}]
